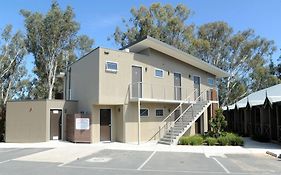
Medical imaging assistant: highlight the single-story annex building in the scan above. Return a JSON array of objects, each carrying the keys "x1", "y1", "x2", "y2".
[
  {"x1": 6, "y1": 36, "x2": 229, "y2": 144},
  {"x1": 223, "y1": 83, "x2": 281, "y2": 143}
]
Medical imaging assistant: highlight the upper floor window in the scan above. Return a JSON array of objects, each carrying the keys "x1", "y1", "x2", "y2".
[
  {"x1": 154, "y1": 68, "x2": 164, "y2": 78},
  {"x1": 105, "y1": 61, "x2": 118, "y2": 72},
  {"x1": 208, "y1": 78, "x2": 215, "y2": 86}
]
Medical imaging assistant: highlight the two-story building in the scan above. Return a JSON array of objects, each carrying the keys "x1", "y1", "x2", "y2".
[{"x1": 5, "y1": 36, "x2": 228, "y2": 144}]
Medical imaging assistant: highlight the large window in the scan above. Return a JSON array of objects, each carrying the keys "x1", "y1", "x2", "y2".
[
  {"x1": 155, "y1": 109, "x2": 164, "y2": 117},
  {"x1": 154, "y1": 68, "x2": 164, "y2": 78},
  {"x1": 140, "y1": 108, "x2": 149, "y2": 117},
  {"x1": 105, "y1": 61, "x2": 118, "y2": 72}
]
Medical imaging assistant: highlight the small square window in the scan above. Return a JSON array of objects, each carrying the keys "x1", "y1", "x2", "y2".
[
  {"x1": 208, "y1": 78, "x2": 215, "y2": 86},
  {"x1": 105, "y1": 61, "x2": 118, "y2": 72},
  {"x1": 154, "y1": 69, "x2": 164, "y2": 78},
  {"x1": 156, "y1": 109, "x2": 164, "y2": 117},
  {"x1": 140, "y1": 108, "x2": 149, "y2": 117}
]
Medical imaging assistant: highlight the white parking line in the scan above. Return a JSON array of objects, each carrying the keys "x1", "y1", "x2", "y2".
[
  {"x1": 63, "y1": 164, "x2": 246, "y2": 174},
  {"x1": 0, "y1": 160, "x2": 11, "y2": 164},
  {"x1": 212, "y1": 157, "x2": 230, "y2": 174},
  {"x1": 0, "y1": 148, "x2": 21, "y2": 153},
  {"x1": 137, "y1": 151, "x2": 156, "y2": 170}
]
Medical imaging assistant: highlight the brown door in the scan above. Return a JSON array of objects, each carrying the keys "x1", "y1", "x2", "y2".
[
  {"x1": 174, "y1": 73, "x2": 182, "y2": 100},
  {"x1": 132, "y1": 66, "x2": 142, "y2": 98},
  {"x1": 50, "y1": 109, "x2": 62, "y2": 140},
  {"x1": 100, "y1": 109, "x2": 111, "y2": 141}
]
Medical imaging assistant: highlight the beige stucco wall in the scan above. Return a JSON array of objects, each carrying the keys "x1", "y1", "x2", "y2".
[
  {"x1": 6, "y1": 101, "x2": 47, "y2": 143},
  {"x1": 90, "y1": 105, "x2": 124, "y2": 143},
  {"x1": 6, "y1": 100, "x2": 78, "y2": 143},
  {"x1": 123, "y1": 102, "x2": 178, "y2": 143},
  {"x1": 98, "y1": 48, "x2": 216, "y2": 105},
  {"x1": 69, "y1": 49, "x2": 100, "y2": 112}
]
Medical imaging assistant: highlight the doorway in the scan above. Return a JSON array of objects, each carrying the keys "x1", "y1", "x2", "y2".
[
  {"x1": 100, "y1": 109, "x2": 111, "y2": 141},
  {"x1": 174, "y1": 73, "x2": 182, "y2": 100},
  {"x1": 50, "y1": 109, "x2": 62, "y2": 140},
  {"x1": 193, "y1": 76, "x2": 201, "y2": 100},
  {"x1": 132, "y1": 66, "x2": 142, "y2": 98}
]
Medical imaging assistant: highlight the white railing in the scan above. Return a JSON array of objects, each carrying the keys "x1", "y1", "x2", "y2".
[
  {"x1": 148, "y1": 88, "x2": 212, "y2": 143},
  {"x1": 129, "y1": 82, "x2": 193, "y2": 101}
]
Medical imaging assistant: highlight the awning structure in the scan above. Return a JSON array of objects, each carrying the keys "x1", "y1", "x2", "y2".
[{"x1": 223, "y1": 83, "x2": 281, "y2": 110}]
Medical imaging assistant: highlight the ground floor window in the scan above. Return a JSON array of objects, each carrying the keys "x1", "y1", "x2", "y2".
[
  {"x1": 140, "y1": 108, "x2": 149, "y2": 117},
  {"x1": 156, "y1": 109, "x2": 164, "y2": 117}
]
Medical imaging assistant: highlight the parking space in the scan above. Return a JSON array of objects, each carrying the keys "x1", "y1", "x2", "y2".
[
  {"x1": 215, "y1": 154, "x2": 281, "y2": 174},
  {"x1": 66, "y1": 149, "x2": 153, "y2": 169},
  {"x1": 0, "y1": 148, "x2": 51, "y2": 163},
  {"x1": 0, "y1": 148, "x2": 281, "y2": 175},
  {"x1": 62, "y1": 149, "x2": 281, "y2": 174}
]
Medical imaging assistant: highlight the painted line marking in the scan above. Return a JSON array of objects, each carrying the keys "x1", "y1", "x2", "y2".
[
  {"x1": 212, "y1": 157, "x2": 230, "y2": 174},
  {"x1": 0, "y1": 148, "x2": 21, "y2": 153},
  {"x1": 0, "y1": 160, "x2": 11, "y2": 164},
  {"x1": 137, "y1": 151, "x2": 156, "y2": 170},
  {"x1": 63, "y1": 165, "x2": 253, "y2": 174},
  {"x1": 58, "y1": 158, "x2": 80, "y2": 167}
]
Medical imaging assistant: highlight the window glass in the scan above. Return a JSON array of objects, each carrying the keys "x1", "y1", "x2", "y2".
[
  {"x1": 156, "y1": 109, "x2": 164, "y2": 117},
  {"x1": 208, "y1": 78, "x2": 215, "y2": 86},
  {"x1": 155, "y1": 69, "x2": 164, "y2": 78},
  {"x1": 106, "y1": 61, "x2": 118, "y2": 72},
  {"x1": 140, "y1": 108, "x2": 149, "y2": 117}
]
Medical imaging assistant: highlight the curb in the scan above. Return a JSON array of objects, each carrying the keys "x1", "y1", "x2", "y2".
[{"x1": 266, "y1": 151, "x2": 280, "y2": 158}]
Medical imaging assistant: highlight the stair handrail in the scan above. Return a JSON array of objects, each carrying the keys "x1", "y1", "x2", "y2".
[
  {"x1": 173, "y1": 88, "x2": 210, "y2": 125},
  {"x1": 146, "y1": 89, "x2": 197, "y2": 142},
  {"x1": 159, "y1": 88, "x2": 197, "y2": 126},
  {"x1": 155, "y1": 88, "x2": 210, "y2": 144}
]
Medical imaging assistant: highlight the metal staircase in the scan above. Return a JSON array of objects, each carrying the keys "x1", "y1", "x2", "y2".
[{"x1": 157, "y1": 89, "x2": 212, "y2": 145}]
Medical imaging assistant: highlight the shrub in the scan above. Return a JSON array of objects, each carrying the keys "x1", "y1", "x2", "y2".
[
  {"x1": 178, "y1": 135, "x2": 203, "y2": 145},
  {"x1": 179, "y1": 136, "x2": 190, "y2": 145},
  {"x1": 209, "y1": 108, "x2": 227, "y2": 138},
  {"x1": 205, "y1": 137, "x2": 217, "y2": 146},
  {"x1": 225, "y1": 133, "x2": 244, "y2": 146},
  {"x1": 217, "y1": 136, "x2": 229, "y2": 146}
]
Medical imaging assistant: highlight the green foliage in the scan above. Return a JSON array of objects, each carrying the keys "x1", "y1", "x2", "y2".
[
  {"x1": 178, "y1": 135, "x2": 203, "y2": 145},
  {"x1": 112, "y1": 3, "x2": 194, "y2": 52},
  {"x1": 21, "y1": 1, "x2": 93, "y2": 99},
  {"x1": 205, "y1": 137, "x2": 217, "y2": 146},
  {"x1": 209, "y1": 109, "x2": 227, "y2": 138},
  {"x1": 217, "y1": 133, "x2": 244, "y2": 146},
  {"x1": 112, "y1": 3, "x2": 279, "y2": 106},
  {"x1": 0, "y1": 25, "x2": 28, "y2": 104},
  {"x1": 179, "y1": 132, "x2": 243, "y2": 146},
  {"x1": 217, "y1": 136, "x2": 229, "y2": 146}
]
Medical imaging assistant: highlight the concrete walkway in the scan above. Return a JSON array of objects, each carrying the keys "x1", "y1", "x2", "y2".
[{"x1": 0, "y1": 137, "x2": 280, "y2": 164}]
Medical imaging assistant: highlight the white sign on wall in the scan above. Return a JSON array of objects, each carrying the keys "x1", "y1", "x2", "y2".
[{"x1": 75, "y1": 118, "x2": 90, "y2": 130}]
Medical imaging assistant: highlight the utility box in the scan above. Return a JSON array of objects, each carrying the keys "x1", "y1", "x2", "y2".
[{"x1": 66, "y1": 114, "x2": 91, "y2": 143}]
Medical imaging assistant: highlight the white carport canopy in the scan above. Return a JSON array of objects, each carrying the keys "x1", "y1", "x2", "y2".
[{"x1": 223, "y1": 83, "x2": 281, "y2": 110}]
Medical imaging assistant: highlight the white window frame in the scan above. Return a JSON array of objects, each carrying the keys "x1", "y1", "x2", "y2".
[
  {"x1": 105, "y1": 61, "x2": 118, "y2": 72},
  {"x1": 155, "y1": 108, "x2": 164, "y2": 117},
  {"x1": 208, "y1": 78, "x2": 215, "y2": 86},
  {"x1": 154, "y1": 68, "x2": 164, "y2": 78},
  {"x1": 140, "y1": 108, "x2": 149, "y2": 117}
]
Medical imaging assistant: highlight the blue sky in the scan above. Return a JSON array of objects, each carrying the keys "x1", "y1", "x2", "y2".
[{"x1": 0, "y1": 0, "x2": 280, "y2": 75}]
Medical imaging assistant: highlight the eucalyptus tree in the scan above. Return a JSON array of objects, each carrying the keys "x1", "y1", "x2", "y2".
[
  {"x1": 21, "y1": 1, "x2": 94, "y2": 99},
  {"x1": 112, "y1": 3, "x2": 278, "y2": 105},
  {"x1": 0, "y1": 24, "x2": 27, "y2": 105}
]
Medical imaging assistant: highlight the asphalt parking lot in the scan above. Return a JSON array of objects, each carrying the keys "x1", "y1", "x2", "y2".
[{"x1": 0, "y1": 148, "x2": 280, "y2": 175}]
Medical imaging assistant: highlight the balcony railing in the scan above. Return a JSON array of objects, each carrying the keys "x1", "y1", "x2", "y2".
[{"x1": 129, "y1": 82, "x2": 218, "y2": 102}]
